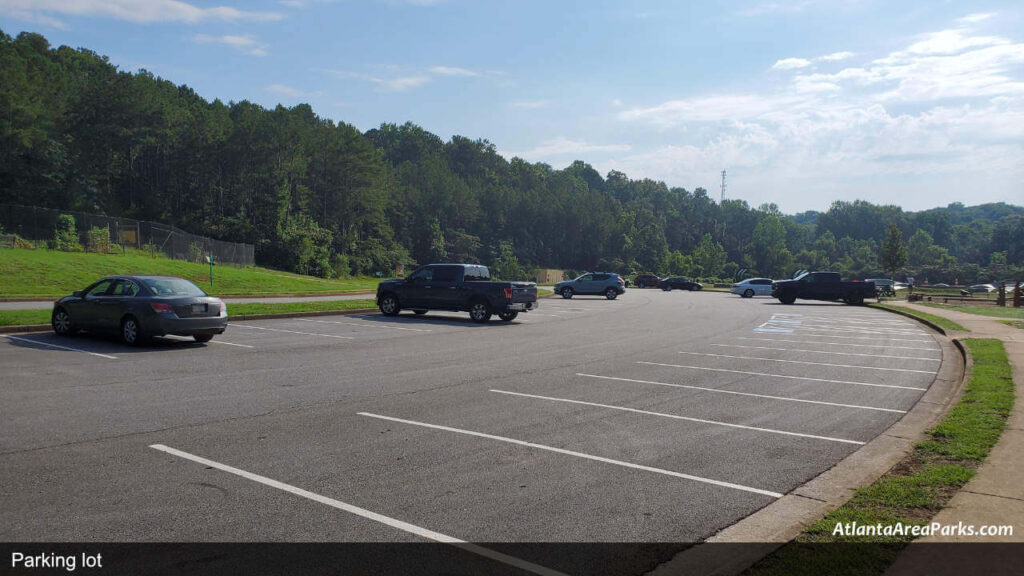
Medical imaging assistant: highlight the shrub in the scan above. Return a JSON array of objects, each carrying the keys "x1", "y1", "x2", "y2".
[
  {"x1": 52, "y1": 214, "x2": 82, "y2": 251},
  {"x1": 188, "y1": 242, "x2": 203, "y2": 263},
  {"x1": 86, "y1": 226, "x2": 112, "y2": 253},
  {"x1": 142, "y1": 242, "x2": 160, "y2": 258}
]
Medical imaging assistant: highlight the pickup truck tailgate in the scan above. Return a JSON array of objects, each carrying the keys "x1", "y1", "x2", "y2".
[{"x1": 509, "y1": 282, "x2": 537, "y2": 303}]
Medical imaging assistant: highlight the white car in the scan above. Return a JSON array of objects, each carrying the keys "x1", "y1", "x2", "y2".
[{"x1": 731, "y1": 277, "x2": 774, "y2": 298}]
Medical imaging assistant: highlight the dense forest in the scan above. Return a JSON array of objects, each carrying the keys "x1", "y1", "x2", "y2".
[{"x1": 2, "y1": 31, "x2": 1022, "y2": 283}]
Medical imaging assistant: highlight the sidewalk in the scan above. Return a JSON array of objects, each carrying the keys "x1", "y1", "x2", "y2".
[{"x1": 886, "y1": 301, "x2": 1024, "y2": 574}]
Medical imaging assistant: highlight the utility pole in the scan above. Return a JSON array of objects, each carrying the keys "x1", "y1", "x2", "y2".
[{"x1": 720, "y1": 169, "x2": 727, "y2": 203}]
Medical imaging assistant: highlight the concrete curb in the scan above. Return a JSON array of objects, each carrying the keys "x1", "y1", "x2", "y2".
[
  {"x1": 869, "y1": 303, "x2": 950, "y2": 335},
  {"x1": 646, "y1": 307, "x2": 967, "y2": 576}
]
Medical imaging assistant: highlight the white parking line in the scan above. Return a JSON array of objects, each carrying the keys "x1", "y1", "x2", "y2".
[
  {"x1": 799, "y1": 316, "x2": 911, "y2": 326},
  {"x1": 3, "y1": 335, "x2": 117, "y2": 359},
  {"x1": 490, "y1": 389, "x2": 865, "y2": 445},
  {"x1": 231, "y1": 325, "x2": 354, "y2": 339},
  {"x1": 637, "y1": 362, "x2": 928, "y2": 391},
  {"x1": 712, "y1": 344, "x2": 939, "y2": 362},
  {"x1": 297, "y1": 318, "x2": 431, "y2": 332},
  {"x1": 796, "y1": 324, "x2": 926, "y2": 335},
  {"x1": 358, "y1": 412, "x2": 783, "y2": 499},
  {"x1": 149, "y1": 444, "x2": 566, "y2": 576},
  {"x1": 576, "y1": 373, "x2": 905, "y2": 413},
  {"x1": 678, "y1": 351, "x2": 935, "y2": 374},
  {"x1": 164, "y1": 335, "x2": 254, "y2": 348},
  {"x1": 749, "y1": 330, "x2": 933, "y2": 342},
  {"x1": 735, "y1": 337, "x2": 938, "y2": 352}
]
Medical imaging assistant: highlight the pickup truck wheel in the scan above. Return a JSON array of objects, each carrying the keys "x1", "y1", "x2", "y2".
[
  {"x1": 379, "y1": 294, "x2": 400, "y2": 316},
  {"x1": 604, "y1": 288, "x2": 618, "y2": 300},
  {"x1": 663, "y1": 285, "x2": 672, "y2": 291},
  {"x1": 845, "y1": 293, "x2": 864, "y2": 305},
  {"x1": 469, "y1": 300, "x2": 492, "y2": 323},
  {"x1": 498, "y1": 311, "x2": 518, "y2": 321},
  {"x1": 743, "y1": 289, "x2": 754, "y2": 298},
  {"x1": 637, "y1": 281, "x2": 645, "y2": 288},
  {"x1": 780, "y1": 293, "x2": 796, "y2": 305},
  {"x1": 413, "y1": 309, "x2": 427, "y2": 315},
  {"x1": 560, "y1": 287, "x2": 574, "y2": 299}
]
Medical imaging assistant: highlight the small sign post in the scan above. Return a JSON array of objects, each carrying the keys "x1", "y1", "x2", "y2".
[{"x1": 207, "y1": 255, "x2": 215, "y2": 285}]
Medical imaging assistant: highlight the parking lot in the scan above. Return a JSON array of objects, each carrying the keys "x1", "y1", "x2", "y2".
[{"x1": 0, "y1": 290, "x2": 943, "y2": 574}]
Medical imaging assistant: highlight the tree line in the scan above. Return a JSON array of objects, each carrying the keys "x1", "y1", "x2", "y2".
[{"x1": 2, "y1": 30, "x2": 1022, "y2": 283}]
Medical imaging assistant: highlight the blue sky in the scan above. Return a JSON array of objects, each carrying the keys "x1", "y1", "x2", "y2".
[{"x1": 1, "y1": 0, "x2": 1022, "y2": 213}]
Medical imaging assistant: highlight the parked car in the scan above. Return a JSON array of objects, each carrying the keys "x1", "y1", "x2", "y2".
[
  {"x1": 771, "y1": 272, "x2": 876, "y2": 305},
  {"x1": 554, "y1": 272, "x2": 626, "y2": 300},
  {"x1": 376, "y1": 263, "x2": 537, "y2": 322},
  {"x1": 731, "y1": 277, "x2": 773, "y2": 298},
  {"x1": 968, "y1": 283, "x2": 996, "y2": 293},
  {"x1": 931, "y1": 283, "x2": 951, "y2": 288},
  {"x1": 633, "y1": 274, "x2": 663, "y2": 289},
  {"x1": 51, "y1": 275, "x2": 228, "y2": 345},
  {"x1": 661, "y1": 277, "x2": 703, "y2": 291},
  {"x1": 865, "y1": 278, "x2": 896, "y2": 297}
]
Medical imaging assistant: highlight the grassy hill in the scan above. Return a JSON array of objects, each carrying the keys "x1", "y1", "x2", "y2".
[{"x1": 0, "y1": 248, "x2": 381, "y2": 298}]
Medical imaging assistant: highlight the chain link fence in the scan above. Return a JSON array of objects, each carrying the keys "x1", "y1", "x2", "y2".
[{"x1": 0, "y1": 204, "x2": 254, "y2": 266}]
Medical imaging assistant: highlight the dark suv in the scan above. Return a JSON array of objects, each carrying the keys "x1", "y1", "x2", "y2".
[
  {"x1": 554, "y1": 272, "x2": 626, "y2": 300},
  {"x1": 633, "y1": 274, "x2": 662, "y2": 289},
  {"x1": 661, "y1": 277, "x2": 703, "y2": 291}
]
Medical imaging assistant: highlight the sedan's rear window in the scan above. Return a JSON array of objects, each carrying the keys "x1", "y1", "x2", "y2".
[{"x1": 142, "y1": 278, "x2": 207, "y2": 297}]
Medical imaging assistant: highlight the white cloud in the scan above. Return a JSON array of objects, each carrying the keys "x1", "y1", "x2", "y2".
[
  {"x1": 772, "y1": 57, "x2": 812, "y2": 70},
  {"x1": 511, "y1": 137, "x2": 631, "y2": 159},
  {"x1": 818, "y1": 51, "x2": 855, "y2": 61},
  {"x1": 0, "y1": 0, "x2": 284, "y2": 26},
  {"x1": 905, "y1": 29, "x2": 1009, "y2": 55},
  {"x1": 428, "y1": 66, "x2": 480, "y2": 77},
  {"x1": 266, "y1": 84, "x2": 323, "y2": 98},
  {"x1": 193, "y1": 34, "x2": 268, "y2": 57},
  {"x1": 957, "y1": 12, "x2": 996, "y2": 25}
]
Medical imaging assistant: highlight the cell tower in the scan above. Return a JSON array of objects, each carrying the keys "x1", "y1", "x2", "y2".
[{"x1": 720, "y1": 169, "x2": 727, "y2": 203}]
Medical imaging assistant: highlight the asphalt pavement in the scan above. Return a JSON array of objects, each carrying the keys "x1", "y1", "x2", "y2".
[{"x1": 0, "y1": 290, "x2": 944, "y2": 575}]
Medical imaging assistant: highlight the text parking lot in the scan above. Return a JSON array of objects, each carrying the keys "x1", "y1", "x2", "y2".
[{"x1": 0, "y1": 291, "x2": 943, "y2": 574}]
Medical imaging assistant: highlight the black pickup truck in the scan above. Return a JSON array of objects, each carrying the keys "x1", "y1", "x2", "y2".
[
  {"x1": 376, "y1": 263, "x2": 538, "y2": 322},
  {"x1": 771, "y1": 272, "x2": 876, "y2": 305}
]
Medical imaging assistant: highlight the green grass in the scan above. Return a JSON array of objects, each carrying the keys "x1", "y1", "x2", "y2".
[
  {"x1": 869, "y1": 303, "x2": 969, "y2": 332},
  {"x1": 1001, "y1": 320, "x2": 1024, "y2": 330},
  {"x1": 917, "y1": 302, "x2": 1024, "y2": 320},
  {"x1": 0, "y1": 247, "x2": 381, "y2": 298},
  {"x1": 746, "y1": 338, "x2": 1013, "y2": 576},
  {"x1": 0, "y1": 309, "x2": 51, "y2": 326}
]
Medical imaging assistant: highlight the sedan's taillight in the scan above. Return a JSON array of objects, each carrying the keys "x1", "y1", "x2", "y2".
[
  {"x1": 151, "y1": 303, "x2": 173, "y2": 313},
  {"x1": 503, "y1": 288, "x2": 514, "y2": 300}
]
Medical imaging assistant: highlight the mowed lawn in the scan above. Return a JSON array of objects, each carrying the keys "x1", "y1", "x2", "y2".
[
  {"x1": 918, "y1": 302, "x2": 1024, "y2": 321},
  {"x1": 0, "y1": 248, "x2": 382, "y2": 298}
]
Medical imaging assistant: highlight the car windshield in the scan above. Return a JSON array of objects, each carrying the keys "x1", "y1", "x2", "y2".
[{"x1": 142, "y1": 278, "x2": 207, "y2": 297}]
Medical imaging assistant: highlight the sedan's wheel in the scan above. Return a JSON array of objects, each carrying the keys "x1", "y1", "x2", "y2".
[
  {"x1": 413, "y1": 309, "x2": 428, "y2": 315},
  {"x1": 52, "y1": 308, "x2": 74, "y2": 336},
  {"x1": 663, "y1": 285, "x2": 672, "y2": 291},
  {"x1": 498, "y1": 311, "x2": 519, "y2": 321},
  {"x1": 743, "y1": 289, "x2": 754, "y2": 298},
  {"x1": 605, "y1": 288, "x2": 618, "y2": 300},
  {"x1": 469, "y1": 300, "x2": 492, "y2": 323},
  {"x1": 120, "y1": 315, "x2": 145, "y2": 346},
  {"x1": 561, "y1": 287, "x2": 574, "y2": 299},
  {"x1": 637, "y1": 281, "x2": 645, "y2": 289},
  {"x1": 193, "y1": 334, "x2": 214, "y2": 343},
  {"x1": 379, "y1": 294, "x2": 400, "y2": 316}
]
